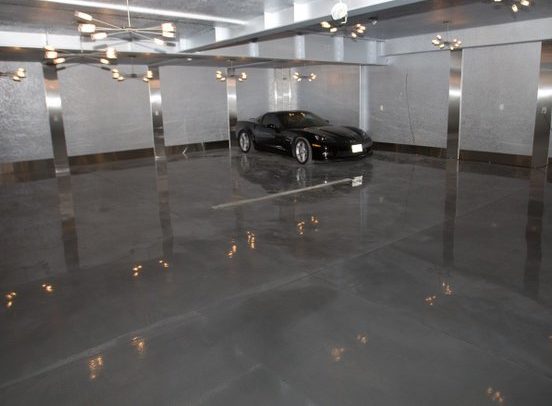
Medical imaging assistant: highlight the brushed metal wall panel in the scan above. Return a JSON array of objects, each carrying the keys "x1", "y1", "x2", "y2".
[
  {"x1": 236, "y1": 68, "x2": 271, "y2": 121},
  {"x1": 460, "y1": 42, "x2": 541, "y2": 156},
  {"x1": 160, "y1": 66, "x2": 228, "y2": 147},
  {"x1": 368, "y1": 51, "x2": 450, "y2": 148},
  {"x1": 43, "y1": 65, "x2": 70, "y2": 177},
  {"x1": 148, "y1": 67, "x2": 166, "y2": 161},
  {"x1": 296, "y1": 65, "x2": 360, "y2": 127},
  {"x1": 58, "y1": 64, "x2": 153, "y2": 157},
  {"x1": 0, "y1": 61, "x2": 53, "y2": 163},
  {"x1": 532, "y1": 41, "x2": 552, "y2": 166},
  {"x1": 447, "y1": 50, "x2": 463, "y2": 160}
]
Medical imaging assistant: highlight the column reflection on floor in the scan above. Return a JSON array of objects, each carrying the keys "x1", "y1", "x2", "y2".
[{"x1": 523, "y1": 168, "x2": 546, "y2": 298}]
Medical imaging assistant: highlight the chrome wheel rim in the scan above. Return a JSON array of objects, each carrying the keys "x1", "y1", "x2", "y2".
[
  {"x1": 295, "y1": 140, "x2": 307, "y2": 163},
  {"x1": 239, "y1": 132, "x2": 249, "y2": 151}
]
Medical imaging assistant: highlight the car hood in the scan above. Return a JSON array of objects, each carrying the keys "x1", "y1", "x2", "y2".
[{"x1": 301, "y1": 126, "x2": 367, "y2": 144}]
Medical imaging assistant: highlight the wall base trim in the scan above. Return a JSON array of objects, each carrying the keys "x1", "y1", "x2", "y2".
[
  {"x1": 0, "y1": 140, "x2": 230, "y2": 177},
  {"x1": 373, "y1": 142, "x2": 447, "y2": 158},
  {"x1": 459, "y1": 149, "x2": 533, "y2": 168},
  {"x1": 166, "y1": 140, "x2": 229, "y2": 156}
]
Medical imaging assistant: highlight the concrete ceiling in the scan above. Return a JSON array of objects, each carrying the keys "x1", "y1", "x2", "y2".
[{"x1": 0, "y1": 0, "x2": 551, "y2": 53}]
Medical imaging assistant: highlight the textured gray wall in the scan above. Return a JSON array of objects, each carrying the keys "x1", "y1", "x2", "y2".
[
  {"x1": 296, "y1": 65, "x2": 360, "y2": 127},
  {"x1": 160, "y1": 66, "x2": 228, "y2": 146},
  {"x1": 236, "y1": 68, "x2": 271, "y2": 121},
  {"x1": 460, "y1": 42, "x2": 541, "y2": 156},
  {"x1": 58, "y1": 63, "x2": 153, "y2": 156},
  {"x1": 0, "y1": 61, "x2": 52, "y2": 162},
  {"x1": 367, "y1": 51, "x2": 450, "y2": 148}
]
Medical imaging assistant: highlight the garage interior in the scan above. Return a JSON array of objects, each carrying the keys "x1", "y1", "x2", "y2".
[{"x1": 1, "y1": 0, "x2": 552, "y2": 404}]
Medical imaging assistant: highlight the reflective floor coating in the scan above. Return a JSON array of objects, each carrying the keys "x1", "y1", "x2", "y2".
[{"x1": 1, "y1": 149, "x2": 551, "y2": 405}]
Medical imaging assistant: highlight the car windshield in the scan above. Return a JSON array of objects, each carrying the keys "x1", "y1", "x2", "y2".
[{"x1": 277, "y1": 112, "x2": 328, "y2": 129}]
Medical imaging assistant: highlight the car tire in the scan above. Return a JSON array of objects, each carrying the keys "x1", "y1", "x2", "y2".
[
  {"x1": 294, "y1": 137, "x2": 312, "y2": 165},
  {"x1": 238, "y1": 130, "x2": 251, "y2": 153}
]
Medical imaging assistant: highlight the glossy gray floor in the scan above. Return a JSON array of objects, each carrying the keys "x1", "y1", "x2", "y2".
[{"x1": 1, "y1": 149, "x2": 551, "y2": 405}]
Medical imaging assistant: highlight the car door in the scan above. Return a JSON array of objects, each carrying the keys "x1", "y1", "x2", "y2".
[{"x1": 254, "y1": 113, "x2": 280, "y2": 149}]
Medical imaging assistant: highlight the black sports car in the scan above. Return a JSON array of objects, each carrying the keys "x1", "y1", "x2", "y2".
[{"x1": 235, "y1": 111, "x2": 373, "y2": 164}]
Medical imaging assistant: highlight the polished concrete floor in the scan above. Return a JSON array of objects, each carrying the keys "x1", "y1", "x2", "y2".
[{"x1": 1, "y1": 148, "x2": 551, "y2": 405}]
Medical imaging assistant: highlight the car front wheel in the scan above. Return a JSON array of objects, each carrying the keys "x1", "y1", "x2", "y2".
[
  {"x1": 294, "y1": 137, "x2": 312, "y2": 164},
  {"x1": 238, "y1": 130, "x2": 251, "y2": 153}
]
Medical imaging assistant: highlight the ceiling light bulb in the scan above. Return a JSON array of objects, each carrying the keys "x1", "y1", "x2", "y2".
[
  {"x1": 162, "y1": 31, "x2": 175, "y2": 38},
  {"x1": 320, "y1": 21, "x2": 331, "y2": 28},
  {"x1": 331, "y1": 1, "x2": 348, "y2": 21},
  {"x1": 118, "y1": 76, "x2": 124, "y2": 81},
  {"x1": 91, "y1": 32, "x2": 107, "y2": 40},
  {"x1": 351, "y1": 32, "x2": 357, "y2": 38},
  {"x1": 100, "y1": 58, "x2": 109, "y2": 65},
  {"x1": 53, "y1": 57, "x2": 66, "y2": 64},
  {"x1": 439, "y1": 43, "x2": 445, "y2": 48},
  {"x1": 112, "y1": 72, "x2": 120, "y2": 79},
  {"x1": 142, "y1": 77, "x2": 149, "y2": 82},
  {"x1": 520, "y1": 0, "x2": 529, "y2": 5},
  {"x1": 16, "y1": 68, "x2": 26, "y2": 78},
  {"x1": 78, "y1": 23, "x2": 96, "y2": 33},
  {"x1": 105, "y1": 48, "x2": 117, "y2": 59},
  {"x1": 45, "y1": 50, "x2": 58, "y2": 59},
  {"x1": 330, "y1": 27, "x2": 338, "y2": 33},
  {"x1": 44, "y1": 45, "x2": 56, "y2": 51},
  {"x1": 111, "y1": 68, "x2": 119, "y2": 73},
  {"x1": 146, "y1": 70, "x2": 153, "y2": 79},
  {"x1": 12, "y1": 75, "x2": 20, "y2": 82},
  {"x1": 511, "y1": 3, "x2": 518, "y2": 12},
  {"x1": 297, "y1": 77, "x2": 302, "y2": 81},
  {"x1": 75, "y1": 11, "x2": 93, "y2": 21},
  {"x1": 161, "y1": 22, "x2": 175, "y2": 32}
]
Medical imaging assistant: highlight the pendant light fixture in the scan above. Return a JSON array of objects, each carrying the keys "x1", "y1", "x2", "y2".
[
  {"x1": 432, "y1": 21, "x2": 462, "y2": 50},
  {"x1": 75, "y1": 0, "x2": 176, "y2": 47},
  {"x1": 43, "y1": 44, "x2": 118, "y2": 66},
  {"x1": 319, "y1": 17, "x2": 377, "y2": 39},
  {"x1": 0, "y1": 67, "x2": 26, "y2": 82},
  {"x1": 292, "y1": 71, "x2": 317, "y2": 82},
  {"x1": 110, "y1": 56, "x2": 152, "y2": 82},
  {"x1": 490, "y1": 0, "x2": 531, "y2": 13},
  {"x1": 215, "y1": 61, "x2": 247, "y2": 82}
]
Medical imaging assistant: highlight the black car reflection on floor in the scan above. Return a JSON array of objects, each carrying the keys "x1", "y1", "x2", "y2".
[{"x1": 235, "y1": 111, "x2": 373, "y2": 164}]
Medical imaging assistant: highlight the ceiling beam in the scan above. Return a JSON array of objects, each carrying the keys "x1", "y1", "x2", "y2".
[{"x1": 181, "y1": 0, "x2": 426, "y2": 52}]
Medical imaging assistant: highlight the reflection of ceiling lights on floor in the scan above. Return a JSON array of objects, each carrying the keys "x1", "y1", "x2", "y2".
[
  {"x1": 215, "y1": 68, "x2": 247, "y2": 82},
  {"x1": 432, "y1": 21, "x2": 462, "y2": 50},
  {"x1": 43, "y1": 45, "x2": 117, "y2": 65},
  {"x1": 292, "y1": 71, "x2": 317, "y2": 82},
  {"x1": 75, "y1": 0, "x2": 176, "y2": 46},
  {"x1": 0, "y1": 67, "x2": 26, "y2": 82},
  {"x1": 491, "y1": 0, "x2": 531, "y2": 13},
  {"x1": 320, "y1": 17, "x2": 377, "y2": 39}
]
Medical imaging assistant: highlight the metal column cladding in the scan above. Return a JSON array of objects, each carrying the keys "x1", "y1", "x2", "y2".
[
  {"x1": 43, "y1": 64, "x2": 70, "y2": 176},
  {"x1": 147, "y1": 66, "x2": 173, "y2": 257},
  {"x1": 148, "y1": 67, "x2": 167, "y2": 161},
  {"x1": 226, "y1": 68, "x2": 238, "y2": 144},
  {"x1": 532, "y1": 41, "x2": 552, "y2": 168},
  {"x1": 447, "y1": 50, "x2": 463, "y2": 160},
  {"x1": 42, "y1": 64, "x2": 80, "y2": 271}
]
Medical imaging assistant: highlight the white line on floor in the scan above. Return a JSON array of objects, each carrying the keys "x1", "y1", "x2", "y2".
[{"x1": 212, "y1": 178, "x2": 353, "y2": 210}]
